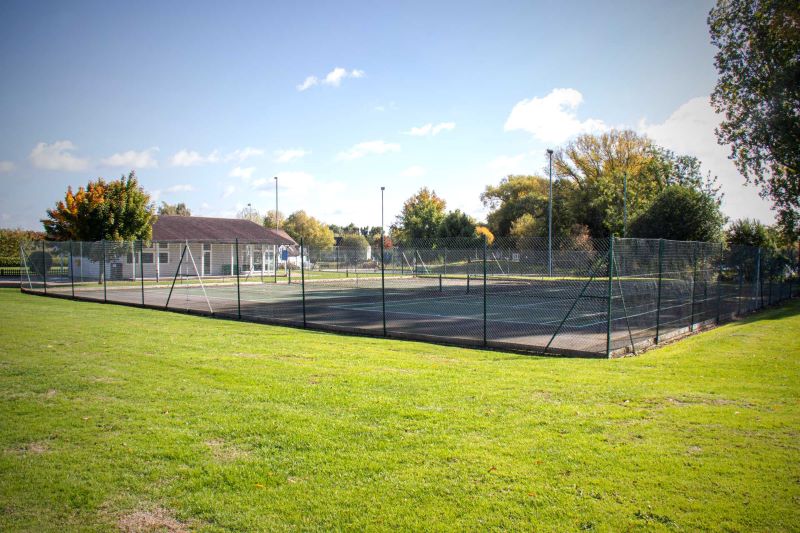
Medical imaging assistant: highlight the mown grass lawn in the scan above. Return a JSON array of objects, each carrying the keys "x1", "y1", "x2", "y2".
[{"x1": 0, "y1": 289, "x2": 798, "y2": 531}]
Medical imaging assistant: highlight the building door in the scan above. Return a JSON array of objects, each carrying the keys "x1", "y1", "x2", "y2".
[{"x1": 203, "y1": 243, "x2": 211, "y2": 276}]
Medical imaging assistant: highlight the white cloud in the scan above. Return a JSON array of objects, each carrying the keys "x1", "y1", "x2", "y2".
[
  {"x1": 226, "y1": 147, "x2": 264, "y2": 162},
  {"x1": 297, "y1": 76, "x2": 318, "y2": 91},
  {"x1": 164, "y1": 184, "x2": 194, "y2": 193},
  {"x1": 336, "y1": 140, "x2": 400, "y2": 161},
  {"x1": 297, "y1": 67, "x2": 365, "y2": 91},
  {"x1": 274, "y1": 148, "x2": 310, "y2": 163},
  {"x1": 229, "y1": 166, "x2": 256, "y2": 179},
  {"x1": 486, "y1": 153, "x2": 530, "y2": 177},
  {"x1": 505, "y1": 88, "x2": 607, "y2": 144},
  {"x1": 100, "y1": 147, "x2": 159, "y2": 168},
  {"x1": 400, "y1": 165, "x2": 426, "y2": 178},
  {"x1": 639, "y1": 96, "x2": 774, "y2": 223},
  {"x1": 169, "y1": 149, "x2": 220, "y2": 167},
  {"x1": 0, "y1": 161, "x2": 15, "y2": 173},
  {"x1": 405, "y1": 122, "x2": 456, "y2": 136},
  {"x1": 222, "y1": 185, "x2": 236, "y2": 199},
  {"x1": 29, "y1": 140, "x2": 89, "y2": 171}
]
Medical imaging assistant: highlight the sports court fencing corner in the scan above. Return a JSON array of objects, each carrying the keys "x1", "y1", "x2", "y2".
[{"x1": 19, "y1": 236, "x2": 799, "y2": 358}]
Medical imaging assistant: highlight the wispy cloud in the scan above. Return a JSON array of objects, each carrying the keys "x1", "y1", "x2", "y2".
[
  {"x1": 164, "y1": 184, "x2": 194, "y2": 193},
  {"x1": 229, "y1": 166, "x2": 256, "y2": 179},
  {"x1": 336, "y1": 140, "x2": 400, "y2": 161},
  {"x1": 169, "y1": 149, "x2": 221, "y2": 167},
  {"x1": 0, "y1": 160, "x2": 15, "y2": 173},
  {"x1": 296, "y1": 67, "x2": 365, "y2": 91},
  {"x1": 226, "y1": 147, "x2": 264, "y2": 162},
  {"x1": 222, "y1": 185, "x2": 236, "y2": 199},
  {"x1": 274, "y1": 148, "x2": 310, "y2": 163},
  {"x1": 29, "y1": 140, "x2": 89, "y2": 171},
  {"x1": 400, "y1": 165, "x2": 426, "y2": 178},
  {"x1": 486, "y1": 153, "x2": 530, "y2": 177},
  {"x1": 504, "y1": 88, "x2": 607, "y2": 144},
  {"x1": 100, "y1": 147, "x2": 159, "y2": 168},
  {"x1": 405, "y1": 122, "x2": 456, "y2": 136}
]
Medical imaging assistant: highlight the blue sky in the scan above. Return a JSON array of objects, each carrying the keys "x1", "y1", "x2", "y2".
[{"x1": 0, "y1": 0, "x2": 774, "y2": 231}]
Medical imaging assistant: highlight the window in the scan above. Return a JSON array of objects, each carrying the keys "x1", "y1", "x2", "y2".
[
  {"x1": 159, "y1": 252, "x2": 169, "y2": 264},
  {"x1": 158, "y1": 242, "x2": 169, "y2": 250},
  {"x1": 203, "y1": 243, "x2": 211, "y2": 251},
  {"x1": 126, "y1": 253, "x2": 134, "y2": 264},
  {"x1": 142, "y1": 253, "x2": 154, "y2": 264}
]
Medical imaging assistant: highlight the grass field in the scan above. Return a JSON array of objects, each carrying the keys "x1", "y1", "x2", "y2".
[{"x1": 0, "y1": 289, "x2": 798, "y2": 531}]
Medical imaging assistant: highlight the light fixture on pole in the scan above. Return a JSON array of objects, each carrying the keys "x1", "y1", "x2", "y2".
[
  {"x1": 381, "y1": 186, "x2": 385, "y2": 238},
  {"x1": 274, "y1": 176, "x2": 279, "y2": 230},
  {"x1": 547, "y1": 149, "x2": 554, "y2": 277}
]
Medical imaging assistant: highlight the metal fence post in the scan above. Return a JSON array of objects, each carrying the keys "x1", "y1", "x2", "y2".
[
  {"x1": 301, "y1": 238, "x2": 307, "y2": 327},
  {"x1": 139, "y1": 240, "x2": 145, "y2": 306},
  {"x1": 716, "y1": 245, "x2": 723, "y2": 324},
  {"x1": 102, "y1": 240, "x2": 107, "y2": 302},
  {"x1": 655, "y1": 239, "x2": 664, "y2": 344},
  {"x1": 756, "y1": 247, "x2": 762, "y2": 308},
  {"x1": 69, "y1": 240, "x2": 75, "y2": 298},
  {"x1": 381, "y1": 235, "x2": 386, "y2": 337},
  {"x1": 42, "y1": 240, "x2": 47, "y2": 294},
  {"x1": 606, "y1": 238, "x2": 615, "y2": 358},
  {"x1": 482, "y1": 234, "x2": 487, "y2": 347},
  {"x1": 690, "y1": 243, "x2": 697, "y2": 330},
  {"x1": 235, "y1": 239, "x2": 241, "y2": 319}
]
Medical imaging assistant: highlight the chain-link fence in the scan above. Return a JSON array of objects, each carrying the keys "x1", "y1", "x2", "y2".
[{"x1": 20, "y1": 237, "x2": 799, "y2": 357}]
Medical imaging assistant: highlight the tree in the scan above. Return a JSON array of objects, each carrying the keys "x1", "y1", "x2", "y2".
[
  {"x1": 480, "y1": 175, "x2": 549, "y2": 237},
  {"x1": 283, "y1": 210, "x2": 335, "y2": 250},
  {"x1": 236, "y1": 204, "x2": 261, "y2": 224},
  {"x1": 437, "y1": 210, "x2": 477, "y2": 239},
  {"x1": 709, "y1": 0, "x2": 800, "y2": 241},
  {"x1": 0, "y1": 228, "x2": 44, "y2": 266},
  {"x1": 42, "y1": 171, "x2": 154, "y2": 241},
  {"x1": 629, "y1": 186, "x2": 726, "y2": 242},
  {"x1": 158, "y1": 202, "x2": 191, "y2": 216},
  {"x1": 509, "y1": 213, "x2": 539, "y2": 250},
  {"x1": 726, "y1": 218, "x2": 779, "y2": 250},
  {"x1": 475, "y1": 226, "x2": 494, "y2": 245},
  {"x1": 393, "y1": 187, "x2": 446, "y2": 242},
  {"x1": 263, "y1": 210, "x2": 285, "y2": 230}
]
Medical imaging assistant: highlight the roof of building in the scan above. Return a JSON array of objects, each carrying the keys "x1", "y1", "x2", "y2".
[{"x1": 152, "y1": 216, "x2": 297, "y2": 245}]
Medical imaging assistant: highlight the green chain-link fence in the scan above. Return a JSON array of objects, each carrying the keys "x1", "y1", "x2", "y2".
[{"x1": 20, "y1": 236, "x2": 799, "y2": 357}]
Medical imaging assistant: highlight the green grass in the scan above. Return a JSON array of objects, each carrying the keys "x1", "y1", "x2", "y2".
[{"x1": 0, "y1": 289, "x2": 798, "y2": 531}]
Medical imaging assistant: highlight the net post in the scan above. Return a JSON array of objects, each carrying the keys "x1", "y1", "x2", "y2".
[
  {"x1": 716, "y1": 244, "x2": 723, "y2": 324},
  {"x1": 69, "y1": 240, "x2": 75, "y2": 298},
  {"x1": 606, "y1": 237, "x2": 614, "y2": 358},
  {"x1": 655, "y1": 239, "x2": 664, "y2": 344},
  {"x1": 235, "y1": 239, "x2": 241, "y2": 319},
  {"x1": 301, "y1": 238, "x2": 307, "y2": 327},
  {"x1": 380, "y1": 234, "x2": 386, "y2": 337},
  {"x1": 42, "y1": 240, "x2": 47, "y2": 294},
  {"x1": 482, "y1": 234, "x2": 487, "y2": 347},
  {"x1": 102, "y1": 240, "x2": 107, "y2": 302},
  {"x1": 165, "y1": 244, "x2": 187, "y2": 309}
]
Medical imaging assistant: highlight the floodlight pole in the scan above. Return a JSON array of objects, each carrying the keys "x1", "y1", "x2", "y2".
[
  {"x1": 623, "y1": 171, "x2": 628, "y2": 238},
  {"x1": 547, "y1": 149, "x2": 553, "y2": 277},
  {"x1": 274, "y1": 176, "x2": 279, "y2": 230},
  {"x1": 381, "y1": 186, "x2": 386, "y2": 336}
]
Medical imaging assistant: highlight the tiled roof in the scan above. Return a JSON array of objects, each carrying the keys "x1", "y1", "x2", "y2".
[{"x1": 152, "y1": 216, "x2": 297, "y2": 245}]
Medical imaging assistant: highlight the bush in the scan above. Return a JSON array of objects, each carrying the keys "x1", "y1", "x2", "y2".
[{"x1": 0, "y1": 256, "x2": 19, "y2": 267}]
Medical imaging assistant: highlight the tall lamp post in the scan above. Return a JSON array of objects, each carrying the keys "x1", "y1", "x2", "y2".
[
  {"x1": 623, "y1": 171, "x2": 628, "y2": 238},
  {"x1": 274, "y1": 176, "x2": 279, "y2": 281},
  {"x1": 274, "y1": 176, "x2": 279, "y2": 230},
  {"x1": 381, "y1": 186, "x2": 385, "y2": 238},
  {"x1": 547, "y1": 149, "x2": 554, "y2": 277}
]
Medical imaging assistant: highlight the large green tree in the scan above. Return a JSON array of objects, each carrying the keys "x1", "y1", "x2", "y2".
[
  {"x1": 629, "y1": 186, "x2": 726, "y2": 242},
  {"x1": 157, "y1": 202, "x2": 191, "y2": 216},
  {"x1": 726, "y1": 218, "x2": 779, "y2": 250},
  {"x1": 709, "y1": 0, "x2": 800, "y2": 241},
  {"x1": 283, "y1": 210, "x2": 335, "y2": 250},
  {"x1": 436, "y1": 210, "x2": 477, "y2": 239},
  {"x1": 393, "y1": 187, "x2": 446, "y2": 242},
  {"x1": 42, "y1": 171, "x2": 154, "y2": 241}
]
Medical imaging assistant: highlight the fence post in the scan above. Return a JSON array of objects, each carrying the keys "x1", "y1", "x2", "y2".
[
  {"x1": 102, "y1": 240, "x2": 107, "y2": 303},
  {"x1": 42, "y1": 240, "x2": 47, "y2": 294},
  {"x1": 483, "y1": 235, "x2": 487, "y2": 347},
  {"x1": 443, "y1": 247, "x2": 447, "y2": 276},
  {"x1": 301, "y1": 238, "x2": 307, "y2": 327},
  {"x1": 69, "y1": 241, "x2": 75, "y2": 298},
  {"x1": 381, "y1": 235, "x2": 386, "y2": 337},
  {"x1": 655, "y1": 239, "x2": 664, "y2": 344},
  {"x1": 235, "y1": 239, "x2": 241, "y2": 319},
  {"x1": 756, "y1": 248, "x2": 762, "y2": 308},
  {"x1": 138, "y1": 240, "x2": 145, "y2": 306},
  {"x1": 606, "y1": 237, "x2": 615, "y2": 358},
  {"x1": 690, "y1": 243, "x2": 697, "y2": 330},
  {"x1": 716, "y1": 245, "x2": 723, "y2": 324}
]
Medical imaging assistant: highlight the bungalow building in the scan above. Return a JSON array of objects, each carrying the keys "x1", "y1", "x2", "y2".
[{"x1": 115, "y1": 216, "x2": 297, "y2": 280}]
